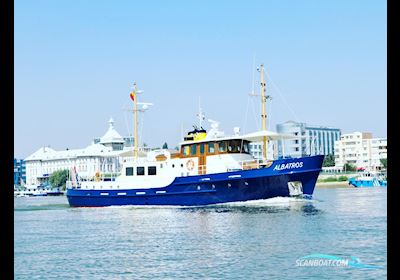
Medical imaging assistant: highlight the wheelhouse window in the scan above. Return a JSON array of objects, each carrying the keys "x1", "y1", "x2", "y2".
[
  {"x1": 190, "y1": 144, "x2": 197, "y2": 156},
  {"x1": 126, "y1": 167, "x2": 134, "y2": 176},
  {"x1": 242, "y1": 141, "x2": 250, "y2": 153},
  {"x1": 182, "y1": 145, "x2": 190, "y2": 156},
  {"x1": 228, "y1": 140, "x2": 241, "y2": 153},
  {"x1": 200, "y1": 143, "x2": 205, "y2": 155},
  {"x1": 148, "y1": 166, "x2": 156, "y2": 175},
  {"x1": 218, "y1": 140, "x2": 250, "y2": 154},
  {"x1": 218, "y1": 141, "x2": 227, "y2": 153},
  {"x1": 137, "y1": 167, "x2": 145, "y2": 176},
  {"x1": 208, "y1": 142, "x2": 215, "y2": 154}
]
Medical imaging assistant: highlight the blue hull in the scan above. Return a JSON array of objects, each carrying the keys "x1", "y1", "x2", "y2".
[{"x1": 67, "y1": 155, "x2": 324, "y2": 207}]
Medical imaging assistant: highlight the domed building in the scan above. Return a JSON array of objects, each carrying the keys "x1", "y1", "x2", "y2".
[
  {"x1": 98, "y1": 118, "x2": 125, "y2": 151},
  {"x1": 25, "y1": 118, "x2": 135, "y2": 186}
]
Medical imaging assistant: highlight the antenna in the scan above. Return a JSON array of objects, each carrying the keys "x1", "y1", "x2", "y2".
[
  {"x1": 249, "y1": 53, "x2": 257, "y2": 97},
  {"x1": 196, "y1": 96, "x2": 205, "y2": 128}
]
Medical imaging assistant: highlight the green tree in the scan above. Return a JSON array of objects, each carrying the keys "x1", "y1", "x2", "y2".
[
  {"x1": 323, "y1": 154, "x2": 335, "y2": 167},
  {"x1": 338, "y1": 175, "x2": 348, "y2": 181},
  {"x1": 380, "y1": 158, "x2": 387, "y2": 169},
  {"x1": 49, "y1": 169, "x2": 69, "y2": 191},
  {"x1": 162, "y1": 142, "x2": 168, "y2": 149},
  {"x1": 343, "y1": 163, "x2": 356, "y2": 172}
]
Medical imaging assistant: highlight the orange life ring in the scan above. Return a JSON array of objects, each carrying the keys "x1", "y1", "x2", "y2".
[
  {"x1": 95, "y1": 171, "x2": 101, "y2": 182},
  {"x1": 186, "y1": 159, "x2": 195, "y2": 171}
]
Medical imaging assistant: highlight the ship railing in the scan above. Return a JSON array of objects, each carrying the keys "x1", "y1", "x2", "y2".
[
  {"x1": 196, "y1": 159, "x2": 270, "y2": 175},
  {"x1": 239, "y1": 159, "x2": 261, "y2": 170},
  {"x1": 239, "y1": 159, "x2": 273, "y2": 170}
]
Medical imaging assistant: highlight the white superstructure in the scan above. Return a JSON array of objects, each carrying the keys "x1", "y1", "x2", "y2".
[{"x1": 74, "y1": 123, "x2": 296, "y2": 191}]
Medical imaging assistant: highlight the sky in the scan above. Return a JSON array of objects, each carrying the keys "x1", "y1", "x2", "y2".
[{"x1": 14, "y1": 0, "x2": 387, "y2": 159}]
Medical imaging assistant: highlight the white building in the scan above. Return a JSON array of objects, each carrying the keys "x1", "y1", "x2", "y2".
[
  {"x1": 276, "y1": 121, "x2": 341, "y2": 158},
  {"x1": 334, "y1": 132, "x2": 387, "y2": 170},
  {"x1": 249, "y1": 141, "x2": 277, "y2": 160},
  {"x1": 25, "y1": 118, "x2": 137, "y2": 186}
]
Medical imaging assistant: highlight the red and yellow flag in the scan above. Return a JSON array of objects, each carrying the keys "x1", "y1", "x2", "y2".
[{"x1": 130, "y1": 92, "x2": 135, "y2": 101}]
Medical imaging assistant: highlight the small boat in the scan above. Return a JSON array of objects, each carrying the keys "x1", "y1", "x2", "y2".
[
  {"x1": 348, "y1": 171, "x2": 387, "y2": 187},
  {"x1": 14, "y1": 190, "x2": 31, "y2": 197},
  {"x1": 66, "y1": 65, "x2": 324, "y2": 207},
  {"x1": 31, "y1": 189, "x2": 48, "y2": 196},
  {"x1": 45, "y1": 188, "x2": 65, "y2": 196}
]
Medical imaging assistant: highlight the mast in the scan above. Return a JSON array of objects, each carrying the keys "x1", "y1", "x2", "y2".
[
  {"x1": 129, "y1": 83, "x2": 150, "y2": 160},
  {"x1": 260, "y1": 64, "x2": 267, "y2": 160},
  {"x1": 132, "y1": 83, "x2": 139, "y2": 159}
]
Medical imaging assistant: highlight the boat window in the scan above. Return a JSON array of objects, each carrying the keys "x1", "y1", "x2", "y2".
[
  {"x1": 182, "y1": 145, "x2": 190, "y2": 156},
  {"x1": 228, "y1": 140, "x2": 241, "y2": 153},
  {"x1": 200, "y1": 143, "x2": 205, "y2": 155},
  {"x1": 218, "y1": 141, "x2": 227, "y2": 153},
  {"x1": 190, "y1": 144, "x2": 197, "y2": 156},
  {"x1": 225, "y1": 140, "x2": 251, "y2": 154},
  {"x1": 148, "y1": 166, "x2": 156, "y2": 175},
  {"x1": 137, "y1": 167, "x2": 145, "y2": 176},
  {"x1": 242, "y1": 141, "x2": 249, "y2": 153},
  {"x1": 126, "y1": 167, "x2": 134, "y2": 176},
  {"x1": 208, "y1": 142, "x2": 215, "y2": 154}
]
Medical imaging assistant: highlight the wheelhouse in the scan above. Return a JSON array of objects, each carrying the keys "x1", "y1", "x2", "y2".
[{"x1": 180, "y1": 139, "x2": 250, "y2": 157}]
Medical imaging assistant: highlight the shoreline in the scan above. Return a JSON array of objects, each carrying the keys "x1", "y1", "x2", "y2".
[{"x1": 315, "y1": 181, "x2": 350, "y2": 188}]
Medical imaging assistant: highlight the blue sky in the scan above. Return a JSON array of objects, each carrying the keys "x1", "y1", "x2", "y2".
[{"x1": 14, "y1": 0, "x2": 387, "y2": 158}]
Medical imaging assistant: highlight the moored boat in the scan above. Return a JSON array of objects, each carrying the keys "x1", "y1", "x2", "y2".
[{"x1": 348, "y1": 171, "x2": 387, "y2": 187}]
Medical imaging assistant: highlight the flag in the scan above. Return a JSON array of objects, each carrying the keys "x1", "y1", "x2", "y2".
[{"x1": 130, "y1": 92, "x2": 135, "y2": 101}]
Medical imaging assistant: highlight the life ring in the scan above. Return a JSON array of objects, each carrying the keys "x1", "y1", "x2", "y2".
[
  {"x1": 186, "y1": 159, "x2": 195, "y2": 171},
  {"x1": 95, "y1": 171, "x2": 101, "y2": 182}
]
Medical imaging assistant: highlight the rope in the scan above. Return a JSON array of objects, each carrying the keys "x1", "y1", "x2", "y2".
[{"x1": 265, "y1": 70, "x2": 300, "y2": 122}]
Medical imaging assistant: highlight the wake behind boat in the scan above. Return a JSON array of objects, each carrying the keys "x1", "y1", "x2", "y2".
[{"x1": 66, "y1": 65, "x2": 324, "y2": 207}]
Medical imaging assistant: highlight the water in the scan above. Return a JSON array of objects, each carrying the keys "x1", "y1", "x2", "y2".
[{"x1": 14, "y1": 187, "x2": 387, "y2": 279}]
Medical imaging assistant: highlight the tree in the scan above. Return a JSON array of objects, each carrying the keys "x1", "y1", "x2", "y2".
[
  {"x1": 162, "y1": 142, "x2": 168, "y2": 149},
  {"x1": 380, "y1": 158, "x2": 387, "y2": 169},
  {"x1": 343, "y1": 163, "x2": 356, "y2": 172},
  {"x1": 323, "y1": 154, "x2": 335, "y2": 167},
  {"x1": 49, "y1": 169, "x2": 69, "y2": 190}
]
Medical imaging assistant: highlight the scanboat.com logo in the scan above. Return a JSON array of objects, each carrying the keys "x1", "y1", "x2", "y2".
[{"x1": 296, "y1": 254, "x2": 384, "y2": 269}]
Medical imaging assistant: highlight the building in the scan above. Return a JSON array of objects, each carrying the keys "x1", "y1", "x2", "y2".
[
  {"x1": 25, "y1": 118, "x2": 137, "y2": 186},
  {"x1": 249, "y1": 141, "x2": 277, "y2": 160},
  {"x1": 276, "y1": 121, "x2": 341, "y2": 158},
  {"x1": 14, "y1": 158, "x2": 26, "y2": 186},
  {"x1": 334, "y1": 132, "x2": 387, "y2": 170}
]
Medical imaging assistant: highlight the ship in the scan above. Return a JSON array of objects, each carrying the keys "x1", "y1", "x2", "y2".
[{"x1": 66, "y1": 64, "x2": 324, "y2": 207}]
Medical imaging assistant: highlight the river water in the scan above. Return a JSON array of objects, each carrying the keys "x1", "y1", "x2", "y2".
[{"x1": 14, "y1": 186, "x2": 387, "y2": 279}]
